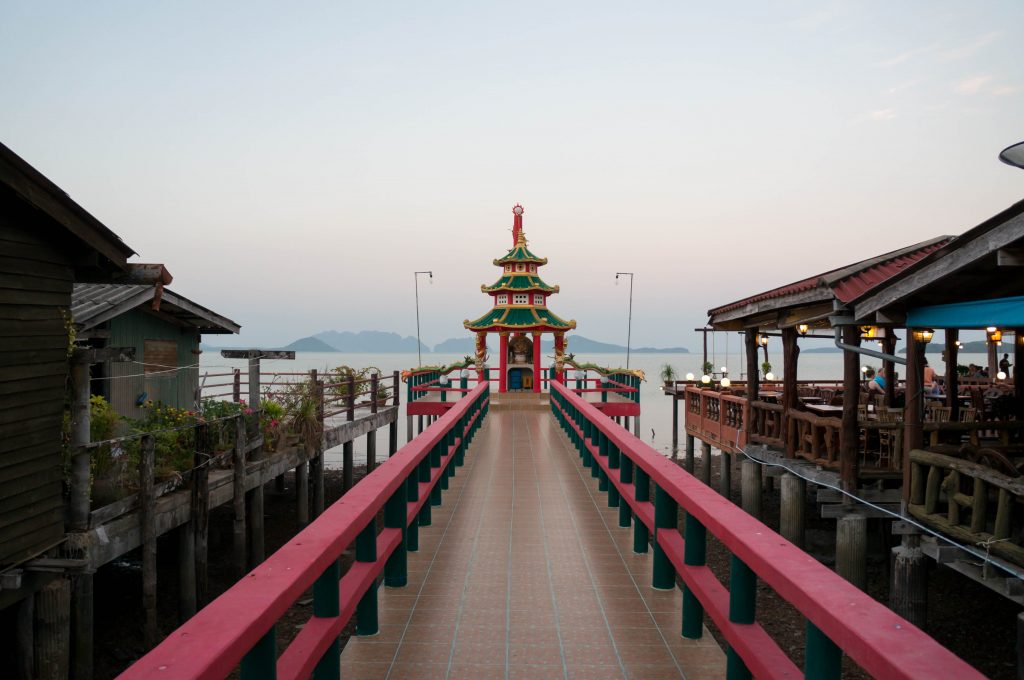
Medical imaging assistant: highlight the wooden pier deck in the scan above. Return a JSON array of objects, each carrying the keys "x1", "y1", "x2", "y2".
[{"x1": 339, "y1": 408, "x2": 725, "y2": 679}]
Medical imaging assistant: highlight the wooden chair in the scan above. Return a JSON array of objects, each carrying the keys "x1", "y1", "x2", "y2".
[
  {"x1": 877, "y1": 407, "x2": 903, "y2": 469},
  {"x1": 818, "y1": 388, "x2": 836, "y2": 405}
]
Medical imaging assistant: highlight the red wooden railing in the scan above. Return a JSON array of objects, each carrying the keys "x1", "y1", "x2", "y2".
[
  {"x1": 118, "y1": 383, "x2": 489, "y2": 680},
  {"x1": 552, "y1": 381, "x2": 981, "y2": 679}
]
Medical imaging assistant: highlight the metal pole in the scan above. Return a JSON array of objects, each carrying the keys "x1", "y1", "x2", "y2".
[
  {"x1": 414, "y1": 271, "x2": 433, "y2": 367},
  {"x1": 617, "y1": 272, "x2": 634, "y2": 369}
]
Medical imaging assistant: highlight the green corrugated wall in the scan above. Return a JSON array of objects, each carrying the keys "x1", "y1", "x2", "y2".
[{"x1": 107, "y1": 309, "x2": 199, "y2": 420}]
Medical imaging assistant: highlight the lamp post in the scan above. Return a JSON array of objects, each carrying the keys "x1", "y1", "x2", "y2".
[
  {"x1": 414, "y1": 271, "x2": 433, "y2": 367},
  {"x1": 616, "y1": 272, "x2": 634, "y2": 369}
]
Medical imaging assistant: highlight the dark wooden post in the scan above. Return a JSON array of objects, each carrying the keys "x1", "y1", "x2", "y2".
[
  {"x1": 744, "y1": 329, "x2": 760, "y2": 447},
  {"x1": 389, "y1": 370, "x2": 400, "y2": 456},
  {"x1": 841, "y1": 326, "x2": 861, "y2": 493},
  {"x1": 192, "y1": 423, "x2": 210, "y2": 608},
  {"x1": 140, "y1": 434, "x2": 158, "y2": 647},
  {"x1": 232, "y1": 415, "x2": 247, "y2": 578},
  {"x1": 232, "y1": 368, "x2": 241, "y2": 402},
  {"x1": 35, "y1": 579, "x2": 71, "y2": 680},
  {"x1": 781, "y1": 328, "x2": 799, "y2": 457},
  {"x1": 367, "y1": 373, "x2": 379, "y2": 472},
  {"x1": 245, "y1": 357, "x2": 265, "y2": 567},
  {"x1": 946, "y1": 329, "x2": 960, "y2": 421},
  {"x1": 880, "y1": 333, "x2": 896, "y2": 407},
  {"x1": 903, "y1": 330, "x2": 925, "y2": 506},
  {"x1": 313, "y1": 379, "x2": 325, "y2": 516},
  {"x1": 343, "y1": 374, "x2": 356, "y2": 492}
]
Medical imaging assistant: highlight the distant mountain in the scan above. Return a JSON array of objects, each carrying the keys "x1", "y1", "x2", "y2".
[
  {"x1": 433, "y1": 337, "x2": 497, "y2": 353},
  {"x1": 802, "y1": 346, "x2": 842, "y2": 353},
  {"x1": 284, "y1": 336, "x2": 338, "y2": 352},
  {"x1": 313, "y1": 330, "x2": 427, "y2": 353},
  {"x1": 430, "y1": 334, "x2": 687, "y2": 354},
  {"x1": 897, "y1": 341, "x2": 990, "y2": 354}
]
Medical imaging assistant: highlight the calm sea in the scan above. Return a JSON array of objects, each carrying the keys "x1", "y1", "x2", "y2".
[{"x1": 200, "y1": 350, "x2": 993, "y2": 466}]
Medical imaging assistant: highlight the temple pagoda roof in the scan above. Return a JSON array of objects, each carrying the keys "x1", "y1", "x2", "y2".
[
  {"x1": 493, "y1": 231, "x2": 548, "y2": 266},
  {"x1": 481, "y1": 274, "x2": 558, "y2": 293},
  {"x1": 464, "y1": 306, "x2": 575, "y2": 331}
]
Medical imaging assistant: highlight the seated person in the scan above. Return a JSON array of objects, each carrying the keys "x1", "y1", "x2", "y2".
[
  {"x1": 867, "y1": 367, "x2": 886, "y2": 395},
  {"x1": 923, "y1": 358, "x2": 942, "y2": 395}
]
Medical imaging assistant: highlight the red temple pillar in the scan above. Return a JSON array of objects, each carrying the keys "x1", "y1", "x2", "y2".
[
  {"x1": 499, "y1": 333, "x2": 509, "y2": 393},
  {"x1": 555, "y1": 333, "x2": 565, "y2": 383},
  {"x1": 532, "y1": 332, "x2": 542, "y2": 393}
]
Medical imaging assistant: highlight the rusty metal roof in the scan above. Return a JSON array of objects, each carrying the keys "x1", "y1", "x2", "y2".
[
  {"x1": 72, "y1": 284, "x2": 240, "y2": 334},
  {"x1": 708, "y1": 236, "x2": 953, "y2": 320}
]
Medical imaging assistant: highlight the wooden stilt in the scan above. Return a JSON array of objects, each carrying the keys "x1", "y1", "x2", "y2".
[
  {"x1": 407, "y1": 416, "x2": 413, "y2": 442},
  {"x1": 232, "y1": 415, "x2": 247, "y2": 579},
  {"x1": 35, "y1": 579, "x2": 70, "y2": 680},
  {"x1": 672, "y1": 396, "x2": 679, "y2": 452},
  {"x1": 296, "y1": 461, "x2": 309, "y2": 527},
  {"x1": 700, "y1": 441, "x2": 712, "y2": 485},
  {"x1": 274, "y1": 474, "x2": 286, "y2": 493},
  {"x1": 15, "y1": 591, "x2": 34, "y2": 680},
  {"x1": 246, "y1": 357, "x2": 265, "y2": 568},
  {"x1": 70, "y1": 574, "x2": 92, "y2": 680},
  {"x1": 193, "y1": 424, "x2": 210, "y2": 607},
  {"x1": 741, "y1": 459, "x2": 762, "y2": 519},
  {"x1": 177, "y1": 521, "x2": 196, "y2": 621},
  {"x1": 780, "y1": 472, "x2": 806, "y2": 549},
  {"x1": 718, "y1": 452, "x2": 731, "y2": 498},
  {"x1": 685, "y1": 434, "x2": 695, "y2": 474},
  {"x1": 140, "y1": 434, "x2": 158, "y2": 647},
  {"x1": 836, "y1": 512, "x2": 867, "y2": 590},
  {"x1": 366, "y1": 430, "x2": 377, "y2": 472},
  {"x1": 389, "y1": 420, "x2": 398, "y2": 456},
  {"x1": 313, "y1": 378, "x2": 325, "y2": 516},
  {"x1": 891, "y1": 532, "x2": 928, "y2": 628}
]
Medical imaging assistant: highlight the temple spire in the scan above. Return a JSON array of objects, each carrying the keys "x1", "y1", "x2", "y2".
[{"x1": 512, "y1": 204, "x2": 524, "y2": 246}]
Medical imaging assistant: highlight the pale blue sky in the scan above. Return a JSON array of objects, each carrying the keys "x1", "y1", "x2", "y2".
[{"x1": 2, "y1": 1, "x2": 1022, "y2": 351}]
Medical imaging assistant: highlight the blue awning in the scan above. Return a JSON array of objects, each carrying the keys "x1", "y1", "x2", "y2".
[{"x1": 906, "y1": 295, "x2": 1024, "y2": 328}]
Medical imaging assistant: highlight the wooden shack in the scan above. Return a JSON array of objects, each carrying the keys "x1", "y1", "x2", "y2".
[{"x1": 72, "y1": 283, "x2": 239, "y2": 419}]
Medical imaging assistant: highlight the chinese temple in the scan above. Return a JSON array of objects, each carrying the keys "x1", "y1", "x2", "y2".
[{"x1": 464, "y1": 205, "x2": 575, "y2": 393}]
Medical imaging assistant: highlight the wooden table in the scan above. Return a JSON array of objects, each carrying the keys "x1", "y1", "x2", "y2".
[{"x1": 804, "y1": 403, "x2": 844, "y2": 417}]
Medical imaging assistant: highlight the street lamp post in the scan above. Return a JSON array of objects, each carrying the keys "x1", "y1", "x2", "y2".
[
  {"x1": 616, "y1": 272, "x2": 634, "y2": 368},
  {"x1": 414, "y1": 271, "x2": 433, "y2": 367}
]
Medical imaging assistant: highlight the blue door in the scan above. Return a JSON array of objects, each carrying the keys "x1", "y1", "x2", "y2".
[{"x1": 509, "y1": 369, "x2": 522, "y2": 390}]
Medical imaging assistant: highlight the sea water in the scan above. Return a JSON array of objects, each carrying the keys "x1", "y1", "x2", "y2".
[{"x1": 200, "y1": 350, "x2": 994, "y2": 465}]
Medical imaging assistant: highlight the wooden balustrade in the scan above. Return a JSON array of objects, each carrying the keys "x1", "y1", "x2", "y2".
[
  {"x1": 908, "y1": 449, "x2": 1024, "y2": 566},
  {"x1": 748, "y1": 400, "x2": 784, "y2": 448}
]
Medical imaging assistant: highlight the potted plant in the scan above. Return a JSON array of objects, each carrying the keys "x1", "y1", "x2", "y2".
[
  {"x1": 761, "y1": 361, "x2": 772, "y2": 379},
  {"x1": 660, "y1": 363, "x2": 677, "y2": 388}
]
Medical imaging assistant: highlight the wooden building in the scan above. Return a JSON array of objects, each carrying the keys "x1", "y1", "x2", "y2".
[
  {"x1": 72, "y1": 283, "x2": 239, "y2": 418},
  {"x1": 0, "y1": 143, "x2": 135, "y2": 573}
]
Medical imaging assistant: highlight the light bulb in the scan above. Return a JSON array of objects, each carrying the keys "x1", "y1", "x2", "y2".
[
  {"x1": 861, "y1": 366, "x2": 868, "y2": 374},
  {"x1": 765, "y1": 372, "x2": 775, "y2": 381},
  {"x1": 685, "y1": 372, "x2": 695, "y2": 381},
  {"x1": 701, "y1": 375, "x2": 711, "y2": 384},
  {"x1": 998, "y1": 371, "x2": 1007, "y2": 380},
  {"x1": 720, "y1": 366, "x2": 728, "y2": 374},
  {"x1": 721, "y1": 378, "x2": 731, "y2": 388}
]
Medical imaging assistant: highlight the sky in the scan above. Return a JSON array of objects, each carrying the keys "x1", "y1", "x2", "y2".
[{"x1": 2, "y1": 1, "x2": 1023, "y2": 351}]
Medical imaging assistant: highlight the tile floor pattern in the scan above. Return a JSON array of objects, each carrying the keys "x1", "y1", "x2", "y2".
[{"x1": 339, "y1": 408, "x2": 726, "y2": 679}]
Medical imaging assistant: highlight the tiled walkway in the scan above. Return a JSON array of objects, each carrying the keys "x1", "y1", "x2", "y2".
[{"x1": 339, "y1": 408, "x2": 725, "y2": 679}]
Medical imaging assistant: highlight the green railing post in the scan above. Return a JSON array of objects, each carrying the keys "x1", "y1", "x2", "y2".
[
  {"x1": 311, "y1": 556, "x2": 341, "y2": 680},
  {"x1": 440, "y1": 432, "x2": 451, "y2": 490},
  {"x1": 597, "y1": 431, "x2": 609, "y2": 491},
  {"x1": 355, "y1": 523, "x2": 378, "y2": 634},
  {"x1": 682, "y1": 513, "x2": 707, "y2": 639},
  {"x1": 430, "y1": 442, "x2": 442, "y2": 506},
  {"x1": 633, "y1": 467, "x2": 650, "y2": 553},
  {"x1": 805, "y1": 621, "x2": 842, "y2": 679},
  {"x1": 417, "y1": 458, "x2": 432, "y2": 526},
  {"x1": 726, "y1": 555, "x2": 756, "y2": 680},
  {"x1": 406, "y1": 474, "x2": 419, "y2": 552},
  {"x1": 241, "y1": 626, "x2": 277, "y2": 680},
  {"x1": 588, "y1": 421, "x2": 599, "y2": 479},
  {"x1": 653, "y1": 485, "x2": 678, "y2": 589},
  {"x1": 607, "y1": 439, "x2": 620, "y2": 508},
  {"x1": 384, "y1": 487, "x2": 408, "y2": 587},
  {"x1": 618, "y1": 453, "x2": 633, "y2": 527}
]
